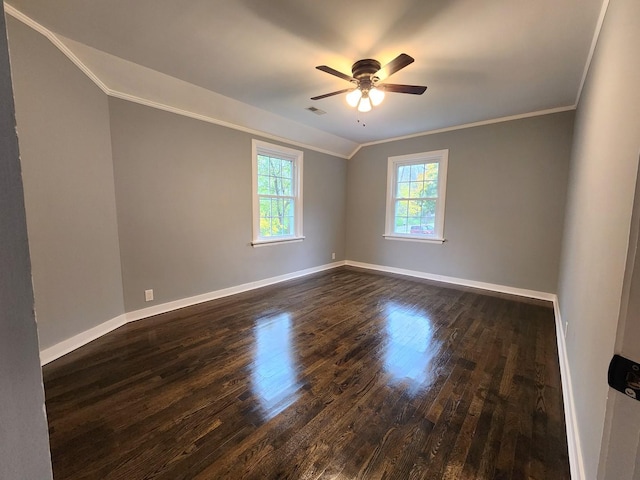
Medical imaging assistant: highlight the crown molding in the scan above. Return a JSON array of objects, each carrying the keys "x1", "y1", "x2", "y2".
[
  {"x1": 575, "y1": 0, "x2": 611, "y2": 106},
  {"x1": 4, "y1": 3, "x2": 354, "y2": 159},
  {"x1": 109, "y1": 90, "x2": 351, "y2": 159},
  {"x1": 4, "y1": 2, "x2": 584, "y2": 163},
  {"x1": 4, "y1": 3, "x2": 110, "y2": 94},
  {"x1": 347, "y1": 105, "x2": 577, "y2": 159}
]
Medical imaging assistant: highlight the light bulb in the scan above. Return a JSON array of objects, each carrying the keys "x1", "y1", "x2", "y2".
[
  {"x1": 357, "y1": 96, "x2": 372, "y2": 112},
  {"x1": 346, "y1": 89, "x2": 362, "y2": 107},
  {"x1": 369, "y1": 87, "x2": 385, "y2": 106}
]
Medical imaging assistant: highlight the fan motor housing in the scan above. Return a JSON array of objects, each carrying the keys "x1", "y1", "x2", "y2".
[{"x1": 351, "y1": 59, "x2": 381, "y2": 80}]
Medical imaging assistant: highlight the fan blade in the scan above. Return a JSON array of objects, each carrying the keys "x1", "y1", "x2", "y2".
[
  {"x1": 376, "y1": 53, "x2": 414, "y2": 81},
  {"x1": 311, "y1": 88, "x2": 353, "y2": 100},
  {"x1": 381, "y1": 83, "x2": 427, "y2": 95},
  {"x1": 316, "y1": 65, "x2": 356, "y2": 83}
]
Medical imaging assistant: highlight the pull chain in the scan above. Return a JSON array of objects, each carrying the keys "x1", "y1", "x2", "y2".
[{"x1": 356, "y1": 113, "x2": 366, "y2": 128}]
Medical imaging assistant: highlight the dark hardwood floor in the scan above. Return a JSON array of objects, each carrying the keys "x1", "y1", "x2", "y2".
[{"x1": 43, "y1": 267, "x2": 570, "y2": 479}]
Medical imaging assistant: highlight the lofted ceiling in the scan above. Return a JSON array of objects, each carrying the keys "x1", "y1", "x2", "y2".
[{"x1": 6, "y1": 0, "x2": 605, "y2": 157}]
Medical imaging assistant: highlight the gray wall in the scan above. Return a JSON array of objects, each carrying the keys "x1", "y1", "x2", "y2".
[
  {"x1": 556, "y1": 0, "x2": 640, "y2": 478},
  {"x1": 346, "y1": 112, "x2": 574, "y2": 293},
  {"x1": 108, "y1": 98, "x2": 347, "y2": 312},
  {"x1": 8, "y1": 18, "x2": 125, "y2": 350},
  {"x1": 0, "y1": 6, "x2": 53, "y2": 479},
  {"x1": 600, "y1": 164, "x2": 640, "y2": 480}
]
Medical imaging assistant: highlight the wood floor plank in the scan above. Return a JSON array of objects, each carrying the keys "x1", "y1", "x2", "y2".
[{"x1": 43, "y1": 267, "x2": 571, "y2": 479}]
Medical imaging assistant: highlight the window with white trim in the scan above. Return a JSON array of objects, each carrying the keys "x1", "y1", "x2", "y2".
[
  {"x1": 384, "y1": 149, "x2": 448, "y2": 243},
  {"x1": 252, "y1": 140, "x2": 303, "y2": 246}
]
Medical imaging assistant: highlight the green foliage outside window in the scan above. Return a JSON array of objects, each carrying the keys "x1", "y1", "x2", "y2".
[
  {"x1": 394, "y1": 162, "x2": 439, "y2": 235},
  {"x1": 257, "y1": 155, "x2": 295, "y2": 237}
]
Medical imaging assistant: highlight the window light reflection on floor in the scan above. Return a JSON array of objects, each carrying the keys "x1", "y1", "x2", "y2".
[
  {"x1": 383, "y1": 302, "x2": 441, "y2": 390},
  {"x1": 251, "y1": 313, "x2": 301, "y2": 420}
]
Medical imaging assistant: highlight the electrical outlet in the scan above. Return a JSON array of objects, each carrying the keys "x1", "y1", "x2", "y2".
[
  {"x1": 332, "y1": 252, "x2": 336, "y2": 260},
  {"x1": 145, "y1": 289, "x2": 154, "y2": 302}
]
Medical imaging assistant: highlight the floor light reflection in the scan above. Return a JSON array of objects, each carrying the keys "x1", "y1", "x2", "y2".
[
  {"x1": 383, "y1": 302, "x2": 441, "y2": 389},
  {"x1": 251, "y1": 313, "x2": 301, "y2": 420}
]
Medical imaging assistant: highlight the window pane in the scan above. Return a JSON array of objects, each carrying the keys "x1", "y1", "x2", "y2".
[
  {"x1": 408, "y1": 200, "x2": 422, "y2": 216},
  {"x1": 409, "y1": 182, "x2": 423, "y2": 198},
  {"x1": 425, "y1": 221, "x2": 435, "y2": 232},
  {"x1": 284, "y1": 200, "x2": 294, "y2": 217},
  {"x1": 422, "y1": 199, "x2": 436, "y2": 215},
  {"x1": 259, "y1": 198, "x2": 271, "y2": 218},
  {"x1": 397, "y1": 182, "x2": 410, "y2": 198},
  {"x1": 397, "y1": 165, "x2": 411, "y2": 182},
  {"x1": 424, "y1": 180, "x2": 438, "y2": 197},
  {"x1": 282, "y1": 160, "x2": 292, "y2": 178},
  {"x1": 409, "y1": 224, "x2": 433, "y2": 235},
  {"x1": 281, "y1": 178, "x2": 292, "y2": 196},
  {"x1": 394, "y1": 217, "x2": 408, "y2": 234},
  {"x1": 410, "y1": 164, "x2": 425, "y2": 180},
  {"x1": 275, "y1": 178, "x2": 283, "y2": 195},
  {"x1": 424, "y1": 162, "x2": 439, "y2": 181},
  {"x1": 258, "y1": 175, "x2": 270, "y2": 194},
  {"x1": 407, "y1": 217, "x2": 421, "y2": 227},
  {"x1": 395, "y1": 200, "x2": 408, "y2": 217},
  {"x1": 268, "y1": 176, "x2": 277, "y2": 194},
  {"x1": 268, "y1": 157, "x2": 281, "y2": 176},
  {"x1": 257, "y1": 156, "x2": 270, "y2": 175},
  {"x1": 270, "y1": 218, "x2": 279, "y2": 236},
  {"x1": 394, "y1": 198, "x2": 438, "y2": 236},
  {"x1": 396, "y1": 162, "x2": 440, "y2": 200},
  {"x1": 260, "y1": 218, "x2": 270, "y2": 237},
  {"x1": 282, "y1": 216, "x2": 294, "y2": 235}
]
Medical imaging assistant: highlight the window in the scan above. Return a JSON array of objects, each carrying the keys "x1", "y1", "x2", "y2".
[
  {"x1": 384, "y1": 149, "x2": 448, "y2": 243},
  {"x1": 252, "y1": 140, "x2": 303, "y2": 246}
]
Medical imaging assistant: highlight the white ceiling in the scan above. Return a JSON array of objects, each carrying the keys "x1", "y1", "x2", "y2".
[{"x1": 6, "y1": 0, "x2": 605, "y2": 156}]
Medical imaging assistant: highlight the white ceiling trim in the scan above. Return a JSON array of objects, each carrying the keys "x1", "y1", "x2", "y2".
[
  {"x1": 4, "y1": 3, "x2": 355, "y2": 159},
  {"x1": 3, "y1": 2, "x2": 587, "y2": 162},
  {"x1": 575, "y1": 0, "x2": 611, "y2": 106},
  {"x1": 4, "y1": 3, "x2": 110, "y2": 94},
  {"x1": 348, "y1": 105, "x2": 577, "y2": 159},
  {"x1": 108, "y1": 89, "x2": 352, "y2": 159}
]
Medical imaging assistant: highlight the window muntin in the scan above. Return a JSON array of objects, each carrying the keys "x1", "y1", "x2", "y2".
[
  {"x1": 385, "y1": 150, "x2": 448, "y2": 242},
  {"x1": 252, "y1": 140, "x2": 303, "y2": 245}
]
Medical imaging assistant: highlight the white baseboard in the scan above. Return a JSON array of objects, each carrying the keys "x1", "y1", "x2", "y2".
[
  {"x1": 40, "y1": 261, "x2": 346, "y2": 365},
  {"x1": 39, "y1": 314, "x2": 127, "y2": 365},
  {"x1": 345, "y1": 260, "x2": 556, "y2": 301},
  {"x1": 553, "y1": 297, "x2": 585, "y2": 480},
  {"x1": 347, "y1": 260, "x2": 583, "y2": 478},
  {"x1": 125, "y1": 261, "x2": 346, "y2": 322},
  {"x1": 39, "y1": 258, "x2": 583, "y2": 479}
]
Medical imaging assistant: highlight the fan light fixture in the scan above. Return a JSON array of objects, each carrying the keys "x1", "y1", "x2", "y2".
[
  {"x1": 346, "y1": 86, "x2": 385, "y2": 112},
  {"x1": 357, "y1": 94, "x2": 372, "y2": 112},
  {"x1": 369, "y1": 87, "x2": 385, "y2": 106},
  {"x1": 346, "y1": 88, "x2": 362, "y2": 107},
  {"x1": 311, "y1": 54, "x2": 427, "y2": 113}
]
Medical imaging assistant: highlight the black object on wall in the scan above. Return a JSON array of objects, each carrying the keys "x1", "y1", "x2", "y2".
[{"x1": 608, "y1": 354, "x2": 640, "y2": 401}]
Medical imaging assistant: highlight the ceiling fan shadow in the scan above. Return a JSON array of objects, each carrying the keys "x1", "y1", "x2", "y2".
[
  {"x1": 424, "y1": 66, "x2": 487, "y2": 86},
  {"x1": 370, "y1": 0, "x2": 456, "y2": 53},
  {"x1": 238, "y1": 0, "x2": 351, "y2": 53}
]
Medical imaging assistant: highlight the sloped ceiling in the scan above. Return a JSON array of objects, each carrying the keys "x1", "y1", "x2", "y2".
[{"x1": 5, "y1": 0, "x2": 605, "y2": 157}]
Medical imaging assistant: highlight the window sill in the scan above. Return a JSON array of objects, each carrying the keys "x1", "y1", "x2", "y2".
[
  {"x1": 383, "y1": 234, "x2": 445, "y2": 244},
  {"x1": 251, "y1": 236, "x2": 305, "y2": 247}
]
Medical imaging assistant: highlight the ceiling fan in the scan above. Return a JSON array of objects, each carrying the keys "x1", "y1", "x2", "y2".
[{"x1": 311, "y1": 53, "x2": 427, "y2": 112}]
